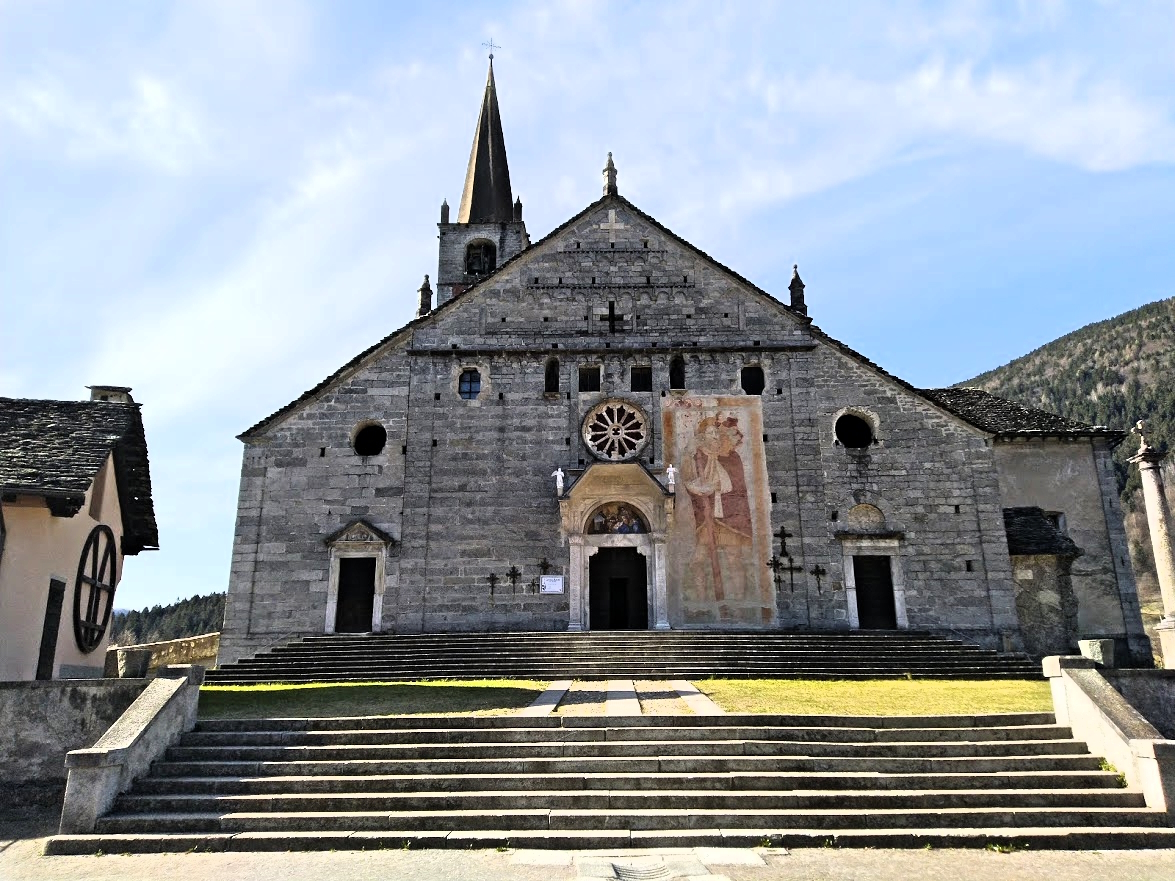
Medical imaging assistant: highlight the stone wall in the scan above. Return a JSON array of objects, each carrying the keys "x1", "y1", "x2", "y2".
[
  {"x1": 995, "y1": 438, "x2": 1149, "y2": 661},
  {"x1": 1105, "y1": 669, "x2": 1175, "y2": 739},
  {"x1": 107, "y1": 632, "x2": 219, "y2": 671},
  {"x1": 220, "y1": 200, "x2": 1089, "y2": 661},
  {"x1": 0, "y1": 678, "x2": 148, "y2": 809}
]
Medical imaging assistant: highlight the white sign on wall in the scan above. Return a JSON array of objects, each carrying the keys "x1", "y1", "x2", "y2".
[{"x1": 540, "y1": 575, "x2": 565, "y2": 594}]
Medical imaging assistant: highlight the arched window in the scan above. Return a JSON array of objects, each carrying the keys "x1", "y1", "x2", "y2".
[
  {"x1": 459, "y1": 368, "x2": 481, "y2": 400},
  {"x1": 669, "y1": 356, "x2": 685, "y2": 390},
  {"x1": 741, "y1": 364, "x2": 765, "y2": 395},
  {"x1": 464, "y1": 241, "x2": 496, "y2": 276},
  {"x1": 545, "y1": 358, "x2": 560, "y2": 394}
]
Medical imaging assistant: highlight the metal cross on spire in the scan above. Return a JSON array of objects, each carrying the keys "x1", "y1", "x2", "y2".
[{"x1": 482, "y1": 39, "x2": 501, "y2": 60}]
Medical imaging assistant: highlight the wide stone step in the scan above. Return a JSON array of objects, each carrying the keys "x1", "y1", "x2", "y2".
[
  {"x1": 191, "y1": 712, "x2": 1058, "y2": 731},
  {"x1": 178, "y1": 723, "x2": 1074, "y2": 747},
  {"x1": 45, "y1": 825, "x2": 1175, "y2": 854},
  {"x1": 205, "y1": 631, "x2": 1041, "y2": 682},
  {"x1": 163, "y1": 737, "x2": 1091, "y2": 763},
  {"x1": 112, "y1": 787, "x2": 1146, "y2": 815},
  {"x1": 130, "y1": 768, "x2": 1129, "y2": 796},
  {"x1": 150, "y1": 753, "x2": 1105, "y2": 777},
  {"x1": 94, "y1": 805, "x2": 1170, "y2": 835}
]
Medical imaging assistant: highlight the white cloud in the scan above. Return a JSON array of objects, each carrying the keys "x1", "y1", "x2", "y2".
[{"x1": 1, "y1": 73, "x2": 210, "y2": 173}]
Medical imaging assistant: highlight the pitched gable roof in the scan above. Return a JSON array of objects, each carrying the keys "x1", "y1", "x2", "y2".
[
  {"x1": 238, "y1": 191, "x2": 1103, "y2": 447},
  {"x1": 239, "y1": 193, "x2": 813, "y2": 440},
  {"x1": 919, "y1": 387, "x2": 1122, "y2": 441},
  {"x1": 0, "y1": 398, "x2": 159, "y2": 554}
]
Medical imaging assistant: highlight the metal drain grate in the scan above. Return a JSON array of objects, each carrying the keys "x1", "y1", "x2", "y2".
[{"x1": 612, "y1": 862, "x2": 674, "y2": 881}]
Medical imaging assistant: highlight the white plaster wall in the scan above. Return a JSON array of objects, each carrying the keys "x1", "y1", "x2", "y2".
[
  {"x1": 994, "y1": 440, "x2": 1126, "y2": 637},
  {"x1": 0, "y1": 454, "x2": 125, "y2": 680}
]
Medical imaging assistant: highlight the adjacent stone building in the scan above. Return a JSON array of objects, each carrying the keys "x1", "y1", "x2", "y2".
[{"x1": 218, "y1": 62, "x2": 1150, "y2": 665}]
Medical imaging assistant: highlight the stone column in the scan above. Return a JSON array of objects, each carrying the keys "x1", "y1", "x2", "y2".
[
  {"x1": 1129, "y1": 421, "x2": 1175, "y2": 663},
  {"x1": 567, "y1": 538, "x2": 585, "y2": 631},
  {"x1": 652, "y1": 538, "x2": 670, "y2": 630}
]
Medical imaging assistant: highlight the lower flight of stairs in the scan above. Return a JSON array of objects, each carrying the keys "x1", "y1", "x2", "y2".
[
  {"x1": 46, "y1": 712, "x2": 1175, "y2": 853},
  {"x1": 204, "y1": 630, "x2": 1041, "y2": 683}
]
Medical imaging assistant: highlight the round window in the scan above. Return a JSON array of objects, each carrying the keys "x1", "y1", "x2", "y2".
[
  {"x1": 835, "y1": 413, "x2": 875, "y2": 448},
  {"x1": 353, "y1": 423, "x2": 387, "y2": 456},
  {"x1": 582, "y1": 400, "x2": 649, "y2": 462},
  {"x1": 73, "y1": 525, "x2": 117, "y2": 653}
]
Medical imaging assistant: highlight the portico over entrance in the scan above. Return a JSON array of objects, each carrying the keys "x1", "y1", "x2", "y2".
[{"x1": 559, "y1": 462, "x2": 674, "y2": 631}]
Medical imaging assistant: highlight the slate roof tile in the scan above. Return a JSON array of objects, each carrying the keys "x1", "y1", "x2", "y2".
[
  {"x1": 1003, "y1": 506, "x2": 1083, "y2": 557},
  {"x1": 0, "y1": 397, "x2": 159, "y2": 554}
]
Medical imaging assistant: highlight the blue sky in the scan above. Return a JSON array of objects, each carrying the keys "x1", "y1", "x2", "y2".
[{"x1": 3, "y1": 1, "x2": 1174, "y2": 610}]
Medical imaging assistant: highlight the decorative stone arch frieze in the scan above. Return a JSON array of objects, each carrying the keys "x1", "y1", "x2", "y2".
[
  {"x1": 558, "y1": 462, "x2": 674, "y2": 631},
  {"x1": 323, "y1": 519, "x2": 399, "y2": 634}
]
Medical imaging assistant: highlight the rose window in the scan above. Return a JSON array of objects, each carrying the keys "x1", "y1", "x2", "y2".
[{"x1": 582, "y1": 400, "x2": 649, "y2": 461}]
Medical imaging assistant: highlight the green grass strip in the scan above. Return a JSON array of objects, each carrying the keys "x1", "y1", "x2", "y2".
[
  {"x1": 198, "y1": 679, "x2": 550, "y2": 719},
  {"x1": 697, "y1": 678, "x2": 1052, "y2": 716}
]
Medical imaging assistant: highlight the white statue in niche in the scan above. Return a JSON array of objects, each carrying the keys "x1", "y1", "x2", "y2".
[
  {"x1": 551, "y1": 467, "x2": 565, "y2": 496},
  {"x1": 665, "y1": 463, "x2": 677, "y2": 490}
]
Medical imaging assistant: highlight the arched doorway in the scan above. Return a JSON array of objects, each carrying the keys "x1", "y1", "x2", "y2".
[{"x1": 589, "y1": 547, "x2": 649, "y2": 630}]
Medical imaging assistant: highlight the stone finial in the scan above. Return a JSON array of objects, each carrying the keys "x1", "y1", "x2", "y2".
[
  {"x1": 788, "y1": 264, "x2": 807, "y2": 316},
  {"x1": 603, "y1": 152, "x2": 618, "y2": 196},
  {"x1": 440, "y1": 199, "x2": 450, "y2": 224},
  {"x1": 513, "y1": 196, "x2": 523, "y2": 222},
  {"x1": 416, "y1": 274, "x2": 433, "y2": 318},
  {"x1": 1134, "y1": 420, "x2": 1155, "y2": 454}
]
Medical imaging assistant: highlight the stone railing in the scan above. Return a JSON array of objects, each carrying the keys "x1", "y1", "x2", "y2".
[
  {"x1": 58, "y1": 665, "x2": 204, "y2": 833},
  {"x1": 1045, "y1": 655, "x2": 1175, "y2": 812},
  {"x1": 105, "y1": 632, "x2": 220, "y2": 676}
]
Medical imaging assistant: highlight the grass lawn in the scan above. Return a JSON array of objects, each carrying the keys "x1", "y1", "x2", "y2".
[
  {"x1": 198, "y1": 679, "x2": 550, "y2": 719},
  {"x1": 697, "y1": 678, "x2": 1053, "y2": 716}
]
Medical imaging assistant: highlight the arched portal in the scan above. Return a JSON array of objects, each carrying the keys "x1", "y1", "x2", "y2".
[{"x1": 559, "y1": 462, "x2": 675, "y2": 631}]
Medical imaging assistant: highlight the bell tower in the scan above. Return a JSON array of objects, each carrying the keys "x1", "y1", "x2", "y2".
[{"x1": 436, "y1": 58, "x2": 529, "y2": 306}]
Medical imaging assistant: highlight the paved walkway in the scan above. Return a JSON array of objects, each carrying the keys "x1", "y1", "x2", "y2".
[
  {"x1": 520, "y1": 679, "x2": 726, "y2": 716},
  {"x1": 4, "y1": 812, "x2": 1175, "y2": 881}
]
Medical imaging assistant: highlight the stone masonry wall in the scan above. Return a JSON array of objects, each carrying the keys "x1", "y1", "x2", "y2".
[{"x1": 220, "y1": 199, "x2": 1023, "y2": 662}]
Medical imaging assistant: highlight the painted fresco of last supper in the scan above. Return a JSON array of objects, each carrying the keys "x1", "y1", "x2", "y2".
[{"x1": 663, "y1": 396, "x2": 775, "y2": 627}]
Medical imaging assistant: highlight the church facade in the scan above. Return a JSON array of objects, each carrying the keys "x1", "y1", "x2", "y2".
[{"x1": 219, "y1": 63, "x2": 1150, "y2": 666}]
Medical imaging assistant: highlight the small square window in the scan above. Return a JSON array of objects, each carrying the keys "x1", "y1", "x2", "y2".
[
  {"x1": 630, "y1": 366, "x2": 652, "y2": 392},
  {"x1": 458, "y1": 368, "x2": 481, "y2": 400},
  {"x1": 579, "y1": 366, "x2": 601, "y2": 392}
]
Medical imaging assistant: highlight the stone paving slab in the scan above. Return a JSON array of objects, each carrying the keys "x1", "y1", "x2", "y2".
[
  {"x1": 673, "y1": 682, "x2": 725, "y2": 716},
  {"x1": 521, "y1": 680, "x2": 573, "y2": 716},
  {"x1": 606, "y1": 681, "x2": 641, "y2": 716}
]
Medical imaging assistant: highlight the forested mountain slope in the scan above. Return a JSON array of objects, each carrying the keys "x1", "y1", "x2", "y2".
[
  {"x1": 110, "y1": 591, "x2": 226, "y2": 645},
  {"x1": 963, "y1": 296, "x2": 1174, "y2": 501}
]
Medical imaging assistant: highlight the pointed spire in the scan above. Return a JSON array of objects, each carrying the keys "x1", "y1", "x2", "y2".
[
  {"x1": 457, "y1": 59, "x2": 514, "y2": 223},
  {"x1": 440, "y1": 199, "x2": 450, "y2": 224},
  {"x1": 603, "y1": 152, "x2": 618, "y2": 196},
  {"x1": 789, "y1": 264, "x2": 807, "y2": 315}
]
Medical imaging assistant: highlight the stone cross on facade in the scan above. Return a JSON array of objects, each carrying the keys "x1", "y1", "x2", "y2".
[
  {"x1": 599, "y1": 208, "x2": 626, "y2": 242},
  {"x1": 1129, "y1": 419, "x2": 1175, "y2": 662},
  {"x1": 598, "y1": 301, "x2": 626, "y2": 334}
]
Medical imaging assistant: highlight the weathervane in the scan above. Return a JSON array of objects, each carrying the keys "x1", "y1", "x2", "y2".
[{"x1": 482, "y1": 39, "x2": 500, "y2": 60}]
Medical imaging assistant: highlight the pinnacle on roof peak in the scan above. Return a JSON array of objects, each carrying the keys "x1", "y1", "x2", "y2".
[
  {"x1": 603, "y1": 152, "x2": 618, "y2": 196},
  {"x1": 457, "y1": 59, "x2": 514, "y2": 224}
]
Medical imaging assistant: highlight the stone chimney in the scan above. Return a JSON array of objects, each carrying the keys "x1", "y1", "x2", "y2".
[{"x1": 87, "y1": 385, "x2": 134, "y2": 404}]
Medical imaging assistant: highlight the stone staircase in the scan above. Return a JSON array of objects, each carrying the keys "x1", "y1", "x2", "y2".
[
  {"x1": 205, "y1": 631, "x2": 1041, "y2": 683},
  {"x1": 47, "y1": 711, "x2": 1175, "y2": 853}
]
